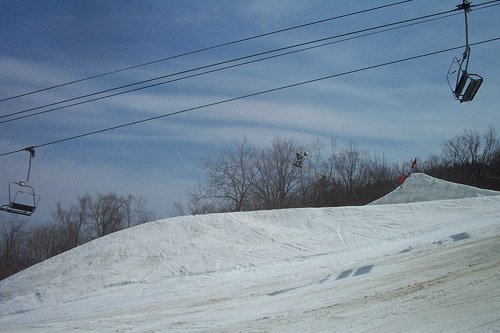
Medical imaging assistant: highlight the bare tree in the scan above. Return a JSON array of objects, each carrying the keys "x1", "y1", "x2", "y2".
[
  {"x1": 26, "y1": 223, "x2": 64, "y2": 264},
  {"x1": 52, "y1": 194, "x2": 91, "y2": 249},
  {"x1": 443, "y1": 130, "x2": 481, "y2": 167},
  {"x1": 200, "y1": 137, "x2": 258, "y2": 212},
  {"x1": 87, "y1": 193, "x2": 126, "y2": 237},
  {"x1": 123, "y1": 195, "x2": 156, "y2": 227},
  {"x1": 317, "y1": 137, "x2": 340, "y2": 206},
  {"x1": 296, "y1": 140, "x2": 325, "y2": 207},
  {"x1": 253, "y1": 138, "x2": 302, "y2": 209},
  {"x1": 0, "y1": 218, "x2": 27, "y2": 279},
  {"x1": 169, "y1": 201, "x2": 186, "y2": 217},
  {"x1": 481, "y1": 127, "x2": 498, "y2": 166},
  {"x1": 334, "y1": 141, "x2": 369, "y2": 205},
  {"x1": 187, "y1": 190, "x2": 220, "y2": 215},
  {"x1": 442, "y1": 128, "x2": 499, "y2": 184},
  {"x1": 365, "y1": 153, "x2": 399, "y2": 203}
]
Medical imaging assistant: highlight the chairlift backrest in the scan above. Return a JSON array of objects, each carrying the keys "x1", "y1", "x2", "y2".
[
  {"x1": 450, "y1": 70, "x2": 483, "y2": 103},
  {"x1": 461, "y1": 73, "x2": 483, "y2": 102}
]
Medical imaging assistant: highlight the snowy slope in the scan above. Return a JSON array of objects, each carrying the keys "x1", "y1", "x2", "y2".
[
  {"x1": 0, "y1": 174, "x2": 499, "y2": 332},
  {"x1": 370, "y1": 172, "x2": 500, "y2": 205}
]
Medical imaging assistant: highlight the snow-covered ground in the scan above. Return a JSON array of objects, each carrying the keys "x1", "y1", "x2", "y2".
[
  {"x1": 0, "y1": 173, "x2": 499, "y2": 332},
  {"x1": 370, "y1": 173, "x2": 500, "y2": 205}
]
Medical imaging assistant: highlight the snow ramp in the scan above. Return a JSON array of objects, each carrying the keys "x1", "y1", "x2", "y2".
[{"x1": 370, "y1": 172, "x2": 500, "y2": 205}]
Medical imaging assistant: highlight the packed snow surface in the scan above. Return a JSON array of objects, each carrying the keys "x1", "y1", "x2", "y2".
[
  {"x1": 370, "y1": 172, "x2": 500, "y2": 205},
  {"x1": 0, "y1": 173, "x2": 499, "y2": 332}
]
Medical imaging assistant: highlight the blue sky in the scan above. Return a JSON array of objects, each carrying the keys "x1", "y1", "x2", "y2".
[{"x1": 1, "y1": 0, "x2": 499, "y2": 222}]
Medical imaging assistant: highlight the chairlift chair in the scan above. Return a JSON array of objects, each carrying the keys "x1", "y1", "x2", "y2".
[
  {"x1": 447, "y1": 54, "x2": 483, "y2": 103},
  {"x1": 0, "y1": 181, "x2": 40, "y2": 216},
  {"x1": 447, "y1": 0, "x2": 483, "y2": 103},
  {"x1": 0, "y1": 147, "x2": 40, "y2": 216}
]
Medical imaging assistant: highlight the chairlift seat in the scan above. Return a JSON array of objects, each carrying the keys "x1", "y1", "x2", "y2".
[
  {"x1": 10, "y1": 202, "x2": 36, "y2": 213},
  {"x1": 0, "y1": 202, "x2": 36, "y2": 216}
]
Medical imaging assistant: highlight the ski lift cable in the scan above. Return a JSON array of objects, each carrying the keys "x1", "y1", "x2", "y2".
[
  {"x1": 3, "y1": 2, "x2": 498, "y2": 123},
  {"x1": 0, "y1": 6, "x2": 478, "y2": 124},
  {"x1": 0, "y1": 12, "x2": 465, "y2": 125},
  {"x1": 1, "y1": 36, "x2": 498, "y2": 158},
  {"x1": 0, "y1": 0, "x2": 414, "y2": 103}
]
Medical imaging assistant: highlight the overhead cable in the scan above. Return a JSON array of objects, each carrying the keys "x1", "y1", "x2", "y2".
[
  {"x1": 0, "y1": 0, "x2": 413, "y2": 103},
  {"x1": 1, "y1": 37, "x2": 498, "y2": 158},
  {"x1": 1, "y1": 6, "x2": 468, "y2": 123},
  {"x1": 4, "y1": 1, "x2": 499, "y2": 122}
]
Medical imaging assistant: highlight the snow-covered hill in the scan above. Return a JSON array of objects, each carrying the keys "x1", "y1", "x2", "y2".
[
  {"x1": 0, "y1": 174, "x2": 499, "y2": 332},
  {"x1": 370, "y1": 172, "x2": 500, "y2": 205}
]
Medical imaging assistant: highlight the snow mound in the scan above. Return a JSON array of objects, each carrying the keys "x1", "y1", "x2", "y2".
[
  {"x1": 370, "y1": 173, "x2": 500, "y2": 205},
  {"x1": 1, "y1": 194, "x2": 500, "y2": 317},
  {"x1": 0, "y1": 188, "x2": 499, "y2": 331},
  {"x1": 0, "y1": 207, "x2": 417, "y2": 312}
]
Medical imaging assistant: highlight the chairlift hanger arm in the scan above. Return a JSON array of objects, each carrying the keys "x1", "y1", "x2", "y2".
[
  {"x1": 24, "y1": 147, "x2": 35, "y2": 183},
  {"x1": 460, "y1": 1, "x2": 472, "y2": 70}
]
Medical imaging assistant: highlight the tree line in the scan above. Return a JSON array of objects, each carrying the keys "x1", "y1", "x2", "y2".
[
  {"x1": 178, "y1": 137, "x2": 403, "y2": 214},
  {"x1": 177, "y1": 127, "x2": 499, "y2": 215},
  {"x1": 0, "y1": 193, "x2": 155, "y2": 280}
]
